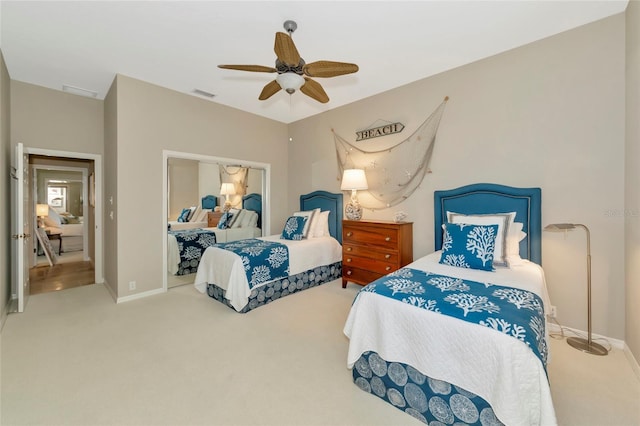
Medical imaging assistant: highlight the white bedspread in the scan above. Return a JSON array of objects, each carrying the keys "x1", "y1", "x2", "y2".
[
  {"x1": 194, "y1": 235, "x2": 342, "y2": 311},
  {"x1": 343, "y1": 251, "x2": 557, "y2": 426},
  {"x1": 167, "y1": 227, "x2": 262, "y2": 275}
]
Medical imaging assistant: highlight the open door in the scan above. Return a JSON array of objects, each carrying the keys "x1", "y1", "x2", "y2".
[{"x1": 12, "y1": 142, "x2": 30, "y2": 312}]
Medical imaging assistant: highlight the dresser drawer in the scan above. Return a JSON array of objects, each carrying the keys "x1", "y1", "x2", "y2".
[
  {"x1": 343, "y1": 267, "x2": 383, "y2": 287},
  {"x1": 343, "y1": 254, "x2": 396, "y2": 275},
  {"x1": 343, "y1": 227, "x2": 398, "y2": 247},
  {"x1": 343, "y1": 244, "x2": 398, "y2": 263}
]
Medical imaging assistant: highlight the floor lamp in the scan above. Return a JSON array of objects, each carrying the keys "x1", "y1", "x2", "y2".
[{"x1": 544, "y1": 223, "x2": 608, "y2": 356}]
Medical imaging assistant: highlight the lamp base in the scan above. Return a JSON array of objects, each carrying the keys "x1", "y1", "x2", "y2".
[
  {"x1": 345, "y1": 200, "x2": 363, "y2": 221},
  {"x1": 567, "y1": 336, "x2": 608, "y2": 356}
]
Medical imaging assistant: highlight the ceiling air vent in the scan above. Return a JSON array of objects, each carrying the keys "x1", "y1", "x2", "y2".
[{"x1": 193, "y1": 89, "x2": 216, "y2": 99}]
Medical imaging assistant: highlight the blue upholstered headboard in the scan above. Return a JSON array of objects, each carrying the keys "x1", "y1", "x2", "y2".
[
  {"x1": 242, "y1": 193, "x2": 262, "y2": 229},
  {"x1": 299, "y1": 191, "x2": 343, "y2": 243},
  {"x1": 434, "y1": 183, "x2": 542, "y2": 265},
  {"x1": 201, "y1": 195, "x2": 218, "y2": 210}
]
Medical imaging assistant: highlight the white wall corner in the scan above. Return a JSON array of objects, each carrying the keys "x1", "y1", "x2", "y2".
[
  {"x1": 102, "y1": 280, "x2": 117, "y2": 303},
  {"x1": 624, "y1": 343, "x2": 640, "y2": 381}
]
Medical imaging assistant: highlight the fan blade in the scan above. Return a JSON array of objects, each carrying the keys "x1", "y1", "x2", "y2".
[
  {"x1": 303, "y1": 61, "x2": 359, "y2": 78},
  {"x1": 300, "y1": 77, "x2": 329, "y2": 103},
  {"x1": 274, "y1": 32, "x2": 301, "y2": 67},
  {"x1": 259, "y1": 80, "x2": 282, "y2": 101},
  {"x1": 218, "y1": 64, "x2": 277, "y2": 73}
]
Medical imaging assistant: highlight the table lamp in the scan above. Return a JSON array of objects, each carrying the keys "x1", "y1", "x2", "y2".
[
  {"x1": 341, "y1": 169, "x2": 368, "y2": 221},
  {"x1": 36, "y1": 204, "x2": 49, "y2": 228},
  {"x1": 220, "y1": 183, "x2": 236, "y2": 212}
]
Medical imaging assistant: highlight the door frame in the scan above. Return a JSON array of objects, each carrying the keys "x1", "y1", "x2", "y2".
[
  {"x1": 32, "y1": 165, "x2": 90, "y2": 263},
  {"x1": 24, "y1": 147, "x2": 104, "y2": 284}
]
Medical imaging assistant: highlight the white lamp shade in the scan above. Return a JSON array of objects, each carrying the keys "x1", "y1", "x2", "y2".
[
  {"x1": 341, "y1": 169, "x2": 368, "y2": 191},
  {"x1": 36, "y1": 204, "x2": 49, "y2": 217},
  {"x1": 276, "y1": 72, "x2": 305, "y2": 94},
  {"x1": 220, "y1": 183, "x2": 236, "y2": 196}
]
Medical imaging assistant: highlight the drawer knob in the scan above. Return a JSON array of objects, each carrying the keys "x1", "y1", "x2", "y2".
[
  {"x1": 346, "y1": 270, "x2": 352, "y2": 276},
  {"x1": 385, "y1": 236, "x2": 391, "y2": 242},
  {"x1": 385, "y1": 254, "x2": 391, "y2": 259},
  {"x1": 346, "y1": 258, "x2": 352, "y2": 263},
  {"x1": 347, "y1": 232, "x2": 353, "y2": 237},
  {"x1": 385, "y1": 266, "x2": 391, "y2": 271},
  {"x1": 346, "y1": 247, "x2": 352, "y2": 252}
]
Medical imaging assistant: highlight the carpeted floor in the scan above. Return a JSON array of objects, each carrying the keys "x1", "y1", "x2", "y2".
[{"x1": 1, "y1": 281, "x2": 639, "y2": 425}]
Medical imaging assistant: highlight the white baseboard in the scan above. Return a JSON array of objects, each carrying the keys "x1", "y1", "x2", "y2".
[
  {"x1": 102, "y1": 280, "x2": 118, "y2": 303},
  {"x1": 117, "y1": 287, "x2": 165, "y2": 303},
  {"x1": 547, "y1": 322, "x2": 625, "y2": 350},
  {"x1": 0, "y1": 297, "x2": 12, "y2": 333}
]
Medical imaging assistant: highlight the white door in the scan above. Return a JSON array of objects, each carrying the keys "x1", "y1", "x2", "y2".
[{"x1": 13, "y1": 142, "x2": 30, "y2": 312}]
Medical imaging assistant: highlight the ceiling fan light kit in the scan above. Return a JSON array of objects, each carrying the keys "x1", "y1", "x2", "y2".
[
  {"x1": 218, "y1": 20, "x2": 359, "y2": 104},
  {"x1": 276, "y1": 72, "x2": 305, "y2": 94}
]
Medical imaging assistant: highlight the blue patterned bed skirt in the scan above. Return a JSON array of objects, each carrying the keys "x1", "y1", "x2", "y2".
[
  {"x1": 206, "y1": 261, "x2": 342, "y2": 313},
  {"x1": 352, "y1": 351, "x2": 505, "y2": 426}
]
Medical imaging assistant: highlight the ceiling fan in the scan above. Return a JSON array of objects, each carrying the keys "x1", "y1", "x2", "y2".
[{"x1": 218, "y1": 20, "x2": 359, "y2": 104}]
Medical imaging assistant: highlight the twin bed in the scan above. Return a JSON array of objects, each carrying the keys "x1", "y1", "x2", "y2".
[
  {"x1": 167, "y1": 193, "x2": 263, "y2": 275},
  {"x1": 194, "y1": 190, "x2": 344, "y2": 313},
  {"x1": 344, "y1": 183, "x2": 556, "y2": 425},
  {"x1": 187, "y1": 183, "x2": 555, "y2": 425}
]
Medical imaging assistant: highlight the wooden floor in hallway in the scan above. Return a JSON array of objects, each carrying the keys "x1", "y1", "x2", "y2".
[{"x1": 29, "y1": 261, "x2": 95, "y2": 295}]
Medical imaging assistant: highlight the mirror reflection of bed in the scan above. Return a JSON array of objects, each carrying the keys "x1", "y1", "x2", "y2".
[{"x1": 166, "y1": 156, "x2": 266, "y2": 289}]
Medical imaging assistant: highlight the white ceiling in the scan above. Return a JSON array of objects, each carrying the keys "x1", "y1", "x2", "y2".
[{"x1": 0, "y1": 1, "x2": 628, "y2": 124}]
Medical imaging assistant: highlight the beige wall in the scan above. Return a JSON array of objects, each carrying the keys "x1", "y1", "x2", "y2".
[
  {"x1": 289, "y1": 15, "x2": 626, "y2": 340},
  {"x1": 0, "y1": 50, "x2": 11, "y2": 329},
  {"x1": 626, "y1": 2, "x2": 640, "y2": 361},
  {"x1": 168, "y1": 158, "x2": 199, "y2": 220},
  {"x1": 113, "y1": 75, "x2": 288, "y2": 297}
]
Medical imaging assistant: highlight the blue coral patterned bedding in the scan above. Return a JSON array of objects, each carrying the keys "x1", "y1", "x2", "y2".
[
  {"x1": 344, "y1": 251, "x2": 556, "y2": 426},
  {"x1": 212, "y1": 238, "x2": 290, "y2": 289},
  {"x1": 168, "y1": 229, "x2": 217, "y2": 275},
  {"x1": 358, "y1": 267, "x2": 548, "y2": 369}
]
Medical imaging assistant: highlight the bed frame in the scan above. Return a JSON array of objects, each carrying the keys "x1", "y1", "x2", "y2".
[
  {"x1": 205, "y1": 190, "x2": 343, "y2": 313},
  {"x1": 434, "y1": 183, "x2": 541, "y2": 265},
  {"x1": 242, "y1": 193, "x2": 262, "y2": 229},
  {"x1": 352, "y1": 183, "x2": 543, "y2": 425}
]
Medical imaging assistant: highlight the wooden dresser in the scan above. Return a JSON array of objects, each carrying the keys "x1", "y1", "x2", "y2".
[
  {"x1": 207, "y1": 211, "x2": 223, "y2": 227},
  {"x1": 342, "y1": 220, "x2": 413, "y2": 288}
]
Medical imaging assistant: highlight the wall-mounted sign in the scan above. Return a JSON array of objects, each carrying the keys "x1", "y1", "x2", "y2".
[{"x1": 356, "y1": 122, "x2": 404, "y2": 141}]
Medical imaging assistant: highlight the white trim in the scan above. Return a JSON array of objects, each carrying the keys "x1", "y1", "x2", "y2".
[
  {"x1": 624, "y1": 343, "x2": 640, "y2": 381},
  {"x1": 162, "y1": 150, "x2": 271, "y2": 293},
  {"x1": 547, "y1": 322, "x2": 625, "y2": 350},
  {"x1": 102, "y1": 280, "x2": 117, "y2": 303},
  {"x1": 31, "y1": 164, "x2": 90, "y2": 262},
  {"x1": 24, "y1": 147, "x2": 104, "y2": 285},
  {"x1": 117, "y1": 287, "x2": 166, "y2": 304}
]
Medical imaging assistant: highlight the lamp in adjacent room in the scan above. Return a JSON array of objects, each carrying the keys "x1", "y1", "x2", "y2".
[
  {"x1": 340, "y1": 169, "x2": 368, "y2": 221},
  {"x1": 36, "y1": 204, "x2": 49, "y2": 228},
  {"x1": 220, "y1": 183, "x2": 236, "y2": 212},
  {"x1": 544, "y1": 222, "x2": 608, "y2": 356}
]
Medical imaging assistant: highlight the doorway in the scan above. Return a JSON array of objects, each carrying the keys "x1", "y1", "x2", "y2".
[{"x1": 23, "y1": 147, "x2": 104, "y2": 291}]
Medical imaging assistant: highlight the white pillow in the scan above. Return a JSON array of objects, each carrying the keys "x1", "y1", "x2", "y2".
[
  {"x1": 188, "y1": 206, "x2": 202, "y2": 222},
  {"x1": 226, "y1": 208, "x2": 241, "y2": 228},
  {"x1": 447, "y1": 211, "x2": 516, "y2": 267},
  {"x1": 246, "y1": 211, "x2": 259, "y2": 228},
  {"x1": 293, "y1": 209, "x2": 317, "y2": 238},
  {"x1": 506, "y1": 222, "x2": 526, "y2": 256},
  {"x1": 310, "y1": 210, "x2": 330, "y2": 238},
  {"x1": 44, "y1": 206, "x2": 62, "y2": 227},
  {"x1": 230, "y1": 209, "x2": 247, "y2": 228},
  {"x1": 194, "y1": 208, "x2": 211, "y2": 223}
]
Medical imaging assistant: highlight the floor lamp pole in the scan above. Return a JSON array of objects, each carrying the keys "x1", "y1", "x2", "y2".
[{"x1": 566, "y1": 224, "x2": 608, "y2": 356}]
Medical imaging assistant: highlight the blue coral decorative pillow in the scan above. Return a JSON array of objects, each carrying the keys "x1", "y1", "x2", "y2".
[
  {"x1": 217, "y1": 212, "x2": 235, "y2": 229},
  {"x1": 281, "y1": 216, "x2": 307, "y2": 240},
  {"x1": 439, "y1": 223, "x2": 499, "y2": 271},
  {"x1": 177, "y1": 208, "x2": 191, "y2": 223}
]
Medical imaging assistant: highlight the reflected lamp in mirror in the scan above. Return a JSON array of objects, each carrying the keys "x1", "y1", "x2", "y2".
[
  {"x1": 220, "y1": 183, "x2": 236, "y2": 212},
  {"x1": 544, "y1": 222, "x2": 608, "y2": 356},
  {"x1": 36, "y1": 204, "x2": 49, "y2": 228},
  {"x1": 341, "y1": 169, "x2": 368, "y2": 221}
]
